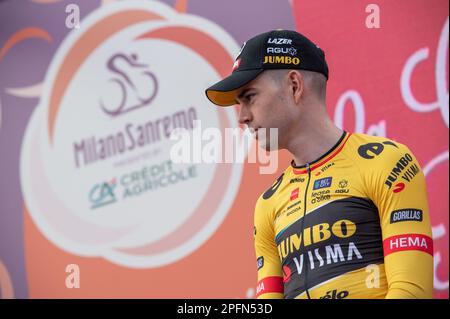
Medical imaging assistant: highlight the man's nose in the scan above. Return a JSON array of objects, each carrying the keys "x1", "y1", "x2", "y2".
[{"x1": 238, "y1": 105, "x2": 252, "y2": 125}]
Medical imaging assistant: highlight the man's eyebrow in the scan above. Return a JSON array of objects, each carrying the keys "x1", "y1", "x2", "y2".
[{"x1": 237, "y1": 88, "x2": 255, "y2": 100}]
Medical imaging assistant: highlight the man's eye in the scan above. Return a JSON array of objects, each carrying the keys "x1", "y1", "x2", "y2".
[{"x1": 245, "y1": 94, "x2": 255, "y2": 102}]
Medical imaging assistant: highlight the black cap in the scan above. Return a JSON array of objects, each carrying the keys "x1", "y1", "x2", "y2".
[{"x1": 205, "y1": 29, "x2": 329, "y2": 107}]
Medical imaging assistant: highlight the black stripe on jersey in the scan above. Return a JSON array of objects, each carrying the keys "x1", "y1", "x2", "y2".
[
  {"x1": 275, "y1": 197, "x2": 384, "y2": 299},
  {"x1": 263, "y1": 173, "x2": 284, "y2": 200}
]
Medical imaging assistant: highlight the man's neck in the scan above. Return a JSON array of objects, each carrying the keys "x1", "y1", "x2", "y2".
[{"x1": 286, "y1": 112, "x2": 344, "y2": 168}]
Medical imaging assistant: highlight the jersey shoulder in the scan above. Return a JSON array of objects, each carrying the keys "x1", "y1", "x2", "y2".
[
  {"x1": 344, "y1": 132, "x2": 414, "y2": 168},
  {"x1": 344, "y1": 133, "x2": 424, "y2": 195},
  {"x1": 254, "y1": 166, "x2": 292, "y2": 220}
]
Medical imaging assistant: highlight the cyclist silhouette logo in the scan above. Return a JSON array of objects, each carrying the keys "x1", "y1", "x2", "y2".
[{"x1": 100, "y1": 53, "x2": 158, "y2": 117}]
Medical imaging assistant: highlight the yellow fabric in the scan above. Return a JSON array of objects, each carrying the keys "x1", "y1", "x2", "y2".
[{"x1": 254, "y1": 132, "x2": 433, "y2": 299}]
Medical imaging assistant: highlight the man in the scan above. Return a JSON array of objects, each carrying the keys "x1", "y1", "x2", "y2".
[{"x1": 205, "y1": 30, "x2": 433, "y2": 299}]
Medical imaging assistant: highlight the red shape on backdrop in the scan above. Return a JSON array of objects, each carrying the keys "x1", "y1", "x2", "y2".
[{"x1": 292, "y1": 0, "x2": 449, "y2": 298}]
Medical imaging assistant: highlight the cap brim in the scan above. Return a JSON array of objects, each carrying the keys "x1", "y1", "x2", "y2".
[{"x1": 205, "y1": 69, "x2": 264, "y2": 107}]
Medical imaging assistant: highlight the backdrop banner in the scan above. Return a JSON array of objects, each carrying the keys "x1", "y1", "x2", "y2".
[{"x1": 0, "y1": 0, "x2": 447, "y2": 299}]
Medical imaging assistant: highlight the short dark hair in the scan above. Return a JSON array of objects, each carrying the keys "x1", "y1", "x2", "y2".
[{"x1": 266, "y1": 69, "x2": 327, "y2": 101}]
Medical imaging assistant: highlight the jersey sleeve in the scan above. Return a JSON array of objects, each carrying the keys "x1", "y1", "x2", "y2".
[
  {"x1": 364, "y1": 142, "x2": 433, "y2": 298},
  {"x1": 253, "y1": 196, "x2": 284, "y2": 299}
]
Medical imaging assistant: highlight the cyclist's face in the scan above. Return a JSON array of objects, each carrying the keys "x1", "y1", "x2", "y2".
[{"x1": 236, "y1": 71, "x2": 295, "y2": 150}]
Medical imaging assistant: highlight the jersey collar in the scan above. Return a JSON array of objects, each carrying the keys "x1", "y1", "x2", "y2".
[{"x1": 291, "y1": 131, "x2": 351, "y2": 175}]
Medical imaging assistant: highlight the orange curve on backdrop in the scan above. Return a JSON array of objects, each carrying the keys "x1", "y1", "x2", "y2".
[{"x1": 0, "y1": 27, "x2": 52, "y2": 62}]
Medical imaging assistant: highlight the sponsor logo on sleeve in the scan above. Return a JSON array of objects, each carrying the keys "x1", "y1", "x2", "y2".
[
  {"x1": 255, "y1": 276, "x2": 284, "y2": 298},
  {"x1": 256, "y1": 256, "x2": 264, "y2": 270},
  {"x1": 390, "y1": 209, "x2": 423, "y2": 223},
  {"x1": 383, "y1": 234, "x2": 433, "y2": 256},
  {"x1": 393, "y1": 182, "x2": 406, "y2": 193},
  {"x1": 384, "y1": 153, "x2": 421, "y2": 192}
]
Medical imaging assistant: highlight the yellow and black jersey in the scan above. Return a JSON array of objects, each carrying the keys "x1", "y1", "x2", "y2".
[{"x1": 254, "y1": 131, "x2": 433, "y2": 299}]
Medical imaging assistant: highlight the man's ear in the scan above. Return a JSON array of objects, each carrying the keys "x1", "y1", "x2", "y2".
[{"x1": 288, "y1": 70, "x2": 304, "y2": 104}]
